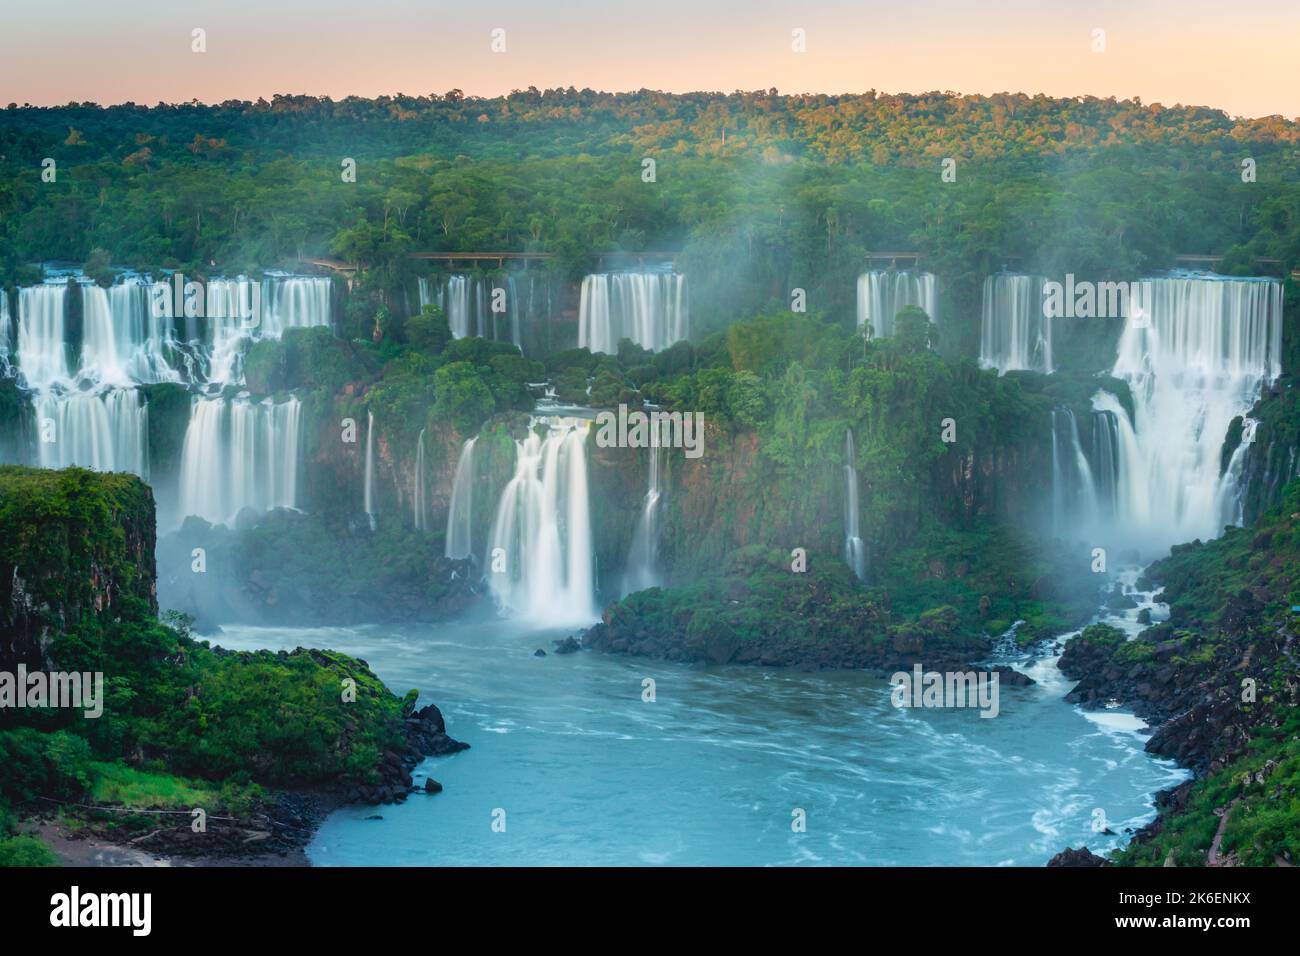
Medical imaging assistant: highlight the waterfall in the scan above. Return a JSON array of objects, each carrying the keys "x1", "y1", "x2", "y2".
[
  {"x1": 16, "y1": 283, "x2": 70, "y2": 389},
  {"x1": 0, "y1": 290, "x2": 11, "y2": 375},
  {"x1": 980, "y1": 275, "x2": 1052, "y2": 374},
  {"x1": 14, "y1": 280, "x2": 150, "y2": 480},
  {"x1": 487, "y1": 417, "x2": 595, "y2": 625},
  {"x1": 622, "y1": 446, "x2": 664, "y2": 595},
  {"x1": 204, "y1": 276, "x2": 260, "y2": 386},
  {"x1": 444, "y1": 436, "x2": 477, "y2": 558},
  {"x1": 202, "y1": 275, "x2": 331, "y2": 385},
  {"x1": 843, "y1": 430, "x2": 867, "y2": 580},
  {"x1": 7, "y1": 271, "x2": 323, "y2": 528},
  {"x1": 176, "y1": 395, "x2": 301, "y2": 527},
  {"x1": 364, "y1": 410, "x2": 376, "y2": 531},
  {"x1": 1049, "y1": 408, "x2": 1098, "y2": 538},
  {"x1": 113, "y1": 278, "x2": 180, "y2": 384},
  {"x1": 856, "y1": 271, "x2": 936, "y2": 338},
  {"x1": 1085, "y1": 275, "x2": 1282, "y2": 553},
  {"x1": 35, "y1": 389, "x2": 149, "y2": 477},
  {"x1": 78, "y1": 279, "x2": 181, "y2": 387},
  {"x1": 261, "y1": 274, "x2": 332, "y2": 337},
  {"x1": 1090, "y1": 409, "x2": 1119, "y2": 522},
  {"x1": 79, "y1": 285, "x2": 130, "y2": 386},
  {"x1": 420, "y1": 273, "x2": 546, "y2": 351},
  {"x1": 1218, "y1": 417, "x2": 1259, "y2": 527},
  {"x1": 578, "y1": 272, "x2": 689, "y2": 354},
  {"x1": 413, "y1": 428, "x2": 429, "y2": 532}
]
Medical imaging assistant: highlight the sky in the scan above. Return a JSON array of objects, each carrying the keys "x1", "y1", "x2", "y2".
[{"x1": 1, "y1": 0, "x2": 1296, "y2": 118}]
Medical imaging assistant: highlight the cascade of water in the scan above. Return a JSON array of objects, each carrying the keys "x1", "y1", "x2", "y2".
[
  {"x1": 78, "y1": 283, "x2": 134, "y2": 387},
  {"x1": 1090, "y1": 409, "x2": 1119, "y2": 522},
  {"x1": 487, "y1": 417, "x2": 595, "y2": 625},
  {"x1": 444, "y1": 437, "x2": 477, "y2": 558},
  {"x1": 16, "y1": 283, "x2": 70, "y2": 389},
  {"x1": 204, "y1": 276, "x2": 259, "y2": 386},
  {"x1": 855, "y1": 271, "x2": 936, "y2": 338},
  {"x1": 622, "y1": 446, "x2": 664, "y2": 595},
  {"x1": 843, "y1": 429, "x2": 867, "y2": 580},
  {"x1": 261, "y1": 274, "x2": 332, "y2": 336},
  {"x1": 980, "y1": 274, "x2": 1051, "y2": 374},
  {"x1": 8, "y1": 270, "x2": 320, "y2": 526},
  {"x1": 176, "y1": 395, "x2": 301, "y2": 527},
  {"x1": 578, "y1": 272, "x2": 689, "y2": 354},
  {"x1": 364, "y1": 410, "x2": 376, "y2": 531},
  {"x1": 112, "y1": 278, "x2": 180, "y2": 384},
  {"x1": 413, "y1": 428, "x2": 428, "y2": 532},
  {"x1": 420, "y1": 273, "x2": 540, "y2": 351},
  {"x1": 0, "y1": 289, "x2": 11, "y2": 375},
  {"x1": 420, "y1": 274, "x2": 476, "y2": 339},
  {"x1": 34, "y1": 388, "x2": 149, "y2": 477},
  {"x1": 1085, "y1": 275, "x2": 1282, "y2": 553},
  {"x1": 1049, "y1": 408, "x2": 1098, "y2": 538},
  {"x1": 1218, "y1": 417, "x2": 1260, "y2": 527}
]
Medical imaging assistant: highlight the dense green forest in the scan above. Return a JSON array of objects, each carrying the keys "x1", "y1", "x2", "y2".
[{"x1": 2, "y1": 91, "x2": 1298, "y2": 355}]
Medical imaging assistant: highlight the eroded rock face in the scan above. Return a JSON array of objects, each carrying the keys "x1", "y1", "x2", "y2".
[{"x1": 0, "y1": 466, "x2": 157, "y2": 670}]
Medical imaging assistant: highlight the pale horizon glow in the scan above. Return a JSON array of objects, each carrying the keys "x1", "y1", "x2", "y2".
[{"x1": 0, "y1": 0, "x2": 1295, "y2": 119}]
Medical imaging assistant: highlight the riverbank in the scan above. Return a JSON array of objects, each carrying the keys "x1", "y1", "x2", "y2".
[
  {"x1": 1050, "y1": 484, "x2": 1300, "y2": 866},
  {"x1": 22, "y1": 700, "x2": 467, "y2": 868}
]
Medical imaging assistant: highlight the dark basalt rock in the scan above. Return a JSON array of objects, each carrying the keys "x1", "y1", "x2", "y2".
[
  {"x1": 553, "y1": 635, "x2": 581, "y2": 654},
  {"x1": 1047, "y1": 846, "x2": 1108, "y2": 867}
]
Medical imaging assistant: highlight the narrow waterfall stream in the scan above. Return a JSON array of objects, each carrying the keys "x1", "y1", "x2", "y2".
[
  {"x1": 413, "y1": 428, "x2": 428, "y2": 532},
  {"x1": 444, "y1": 436, "x2": 477, "y2": 559},
  {"x1": 843, "y1": 429, "x2": 867, "y2": 580},
  {"x1": 622, "y1": 445, "x2": 664, "y2": 596},
  {"x1": 364, "y1": 410, "x2": 377, "y2": 531}
]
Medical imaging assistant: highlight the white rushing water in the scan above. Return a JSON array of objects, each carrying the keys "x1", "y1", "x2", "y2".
[
  {"x1": 35, "y1": 388, "x2": 149, "y2": 477},
  {"x1": 622, "y1": 445, "x2": 664, "y2": 596},
  {"x1": 1049, "y1": 408, "x2": 1099, "y2": 540},
  {"x1": 7, "y1": 272, "x2": 329, "y2": 516},
  {"x1": 364, "y1": 410, "x2": 377, "y2": 531},
  {"x1": 980, "y1": 274, "x2": 1052, "y2": 374},
  {"x1": 1048, "y1": 274, "x2": 1282, "y2": 555},
  {"x1": 578, "y1": 272, "x2": 689, "y2": 354},
  {"x1": 16, "y1": 282, "x2": 71, "y2": 389},
  {"x1": 855, "y1": 270, "x2": 936, "y2": 338},
  {"x1": 413, "y1": 428, "x2": 429, "y2": 532},
  {"x1": 0, "y1": 289, "x2": 12, "y2": 376},
  {"x1": 418, "y1": 273, "x2": 550, "y2": 351},
  {"x1": 444, "y1": 436, "x2": 477, "y2": 559},
  {"x1": 487, "y1": 417, "x2": 595, "y2": 625},
  {"x1": 176, "y1": 395, "x2": 302, "y2": 526},
  {"x1": 1097, "y1": 275, "x2": 1280, "y2": 552},
  {"x1": 843, "y1": 429, "x2": 867, "y2": 580}
]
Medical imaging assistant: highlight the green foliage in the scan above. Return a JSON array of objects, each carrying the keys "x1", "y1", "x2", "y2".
[
  {"x1": 0, "y1": 469, "x2": 434, "y2": 840},
  {"x1": 0, "y1": 835, "x2": 60, "y2": 867},
  {"x1": 405, "y1": 304, "x2": 453, "y2": 354},
  {"x1": 433, "y1": 361, "x2": 496, "y2": 434}
]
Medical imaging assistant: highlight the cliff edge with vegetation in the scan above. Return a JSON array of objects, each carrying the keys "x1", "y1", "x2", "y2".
[{"x1": 0, "y1": 465, "x2": 464, "y2": 866}]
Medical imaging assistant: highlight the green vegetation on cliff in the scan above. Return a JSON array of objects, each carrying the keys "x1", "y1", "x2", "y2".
[
  {"x1": 1066, "y1": 479, "x2": 1300, "y2": 867},
  {"x1": 0, "y1": 466, "x2": 445, "y2": 864}
]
